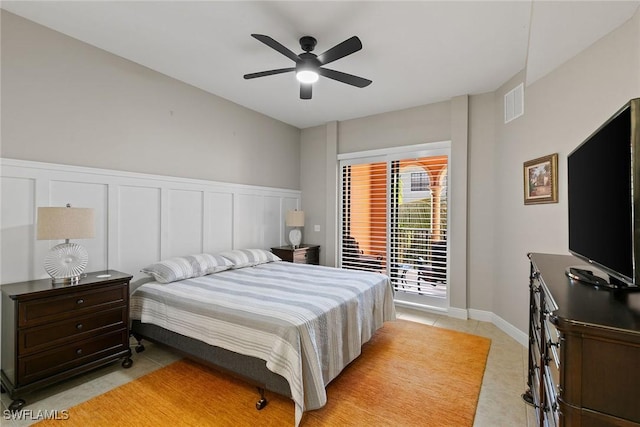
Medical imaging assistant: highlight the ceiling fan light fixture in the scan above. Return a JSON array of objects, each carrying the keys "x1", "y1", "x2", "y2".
[
  {"x1": 245, "y1": 34, "x2": 372, "y2": 99},
  {"x1": 296, "y1": 69, "x2": 319, "y2": 84}
]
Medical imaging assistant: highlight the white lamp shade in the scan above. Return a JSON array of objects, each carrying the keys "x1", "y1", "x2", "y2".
[
  {"x1": 37, "y1": 207, "x2": 95, "y2": 240},
  {"x1": 285, "y1": 210, "x2": 305, "y2": 227}
]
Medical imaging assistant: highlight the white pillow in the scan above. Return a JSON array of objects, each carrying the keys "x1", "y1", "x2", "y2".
[
  {"x1": 197, "y1": 253, "x2": 234, "y2": 275},
  {"x1": 141, "y1": 253, "x2": 233, "y2": 283},
  {"x1": 219, "y1": 249, "x2": 281, "y2": 269}
]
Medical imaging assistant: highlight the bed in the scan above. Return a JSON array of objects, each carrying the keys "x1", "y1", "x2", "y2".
[{"x1": 129, "y1": 250, "x2": 396, "y2": 426}]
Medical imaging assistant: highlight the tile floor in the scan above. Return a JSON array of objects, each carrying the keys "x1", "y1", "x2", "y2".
[{"x1": 1, "y1": 306, "x2": 534, "y2": 426}]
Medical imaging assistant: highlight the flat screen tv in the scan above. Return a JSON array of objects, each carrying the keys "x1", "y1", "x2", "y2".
[{"x1": 567, "y1": 98, "x2": 640, "y2": 288}]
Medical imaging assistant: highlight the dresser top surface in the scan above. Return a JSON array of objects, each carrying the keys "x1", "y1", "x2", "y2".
[
  {"x1": 529, "y1": 253, "x2": 640, "y2": 333},
  {"x1": 1, "y1": 270, "x2": 132, "y2": 299}
]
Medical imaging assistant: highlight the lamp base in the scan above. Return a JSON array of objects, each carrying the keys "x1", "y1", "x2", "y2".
[
  {"x1": 44, "y1": 242, "x2": 88, "y2": 284},
  {"x1": 289, "y1": 228, "x2": 302, "y2": 249},
  {"x1": 51, "y1": 276, "x2": 81, "y2": 285}
]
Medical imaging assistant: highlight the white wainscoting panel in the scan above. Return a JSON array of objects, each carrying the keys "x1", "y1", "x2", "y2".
[
  {"x1": 0, "y1": 159, "x2": 301, "y2": 283},
  {"x1": 167, "y1": 189, "x2": 204, "y2": 259},
  {"x1": 117, "y1": 185, "x2": 162, "y2": 278},
  {"x1": 204, "y1": 192, "x2": 233, "y2": 254},
  {"x1": 264, "y1": 196, "x2": 282, "y2": 250},
  {"x1": 1, "y1": 177, "x2": 36, "y2": 284},
  {"x1": 235, "y1": 193, "x2": 264, "y2": 250}
]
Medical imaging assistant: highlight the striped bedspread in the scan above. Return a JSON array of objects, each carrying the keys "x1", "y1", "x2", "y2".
[{"x1": 130, "y1": 261, "x2": 396, "y2": 425}]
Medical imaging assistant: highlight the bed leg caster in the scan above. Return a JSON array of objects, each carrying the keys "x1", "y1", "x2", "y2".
[
  {"x1": 132, "y1": 333, "x2": 145, "y2": 353},
  {"x1": 256, "y1": 398, "x2": 268, "y2": 410},
  {"x1": 256, "y1": 387, "x2": 268, "y2": 410},
  {"x1": 122, "y1": 357, "x2": 133, "y2": 368}
]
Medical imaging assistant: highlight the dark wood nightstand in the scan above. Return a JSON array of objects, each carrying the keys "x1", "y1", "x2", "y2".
[
  {"x1": 1, "y1": 270, "x2": 133, "y2": 411},
  {"x1": 271, "y1": 245, "x2": 320, "y2": 265}
]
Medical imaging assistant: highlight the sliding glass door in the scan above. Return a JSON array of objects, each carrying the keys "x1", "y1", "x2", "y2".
[{"x1": 339, "y1": 145, "x2": 450, "y2": 308}]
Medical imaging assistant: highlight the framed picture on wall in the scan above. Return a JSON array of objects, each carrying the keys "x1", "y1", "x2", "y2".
[{"x1": 523, "y1": 153, "x2": 558, "y2": 205}]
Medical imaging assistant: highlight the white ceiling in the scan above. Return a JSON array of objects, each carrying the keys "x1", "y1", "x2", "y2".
[{"x1": 2, "y1": 1, "x2": 639, "y2": 129}]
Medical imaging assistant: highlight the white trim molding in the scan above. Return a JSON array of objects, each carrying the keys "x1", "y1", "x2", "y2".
[
  {"x1": 469, "y1": 308, "x2": 528, "y2": 347},
  {"x1": 1, "y1": 158, "x2": 301, "y2": 284},
  {"x1": 395, "y1": 302, "x2": 528, "y2": 347}
]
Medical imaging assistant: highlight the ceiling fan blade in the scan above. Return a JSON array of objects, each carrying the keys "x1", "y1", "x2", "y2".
[
  {"x1": 316, "y1": 36, "x2": 362, "y2": 66},
  {"x1": 251, "y1": 34, "x2": 300, "y2": 63},
  {"x1": 318, "y1": 68, "x2": 372, "y2": 88},
  {"x1": 244, "y1": 68, "x2": 295, "y2": 79},
  {"x1": 300, "y1": 83, "x2": 312, "y2": 100}
]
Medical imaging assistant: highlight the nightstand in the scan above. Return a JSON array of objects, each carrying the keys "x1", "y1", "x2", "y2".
[
  {"x1": 271, "y1": 245, "x2": 320, "y2": 265},
  {"x1": 0, "y1": 270, "x2": 133, "y2": 411}
]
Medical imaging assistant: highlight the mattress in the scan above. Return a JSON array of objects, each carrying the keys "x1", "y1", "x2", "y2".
[{"x1": 130, "y1": 261, "x2": 396, "y2": 425}]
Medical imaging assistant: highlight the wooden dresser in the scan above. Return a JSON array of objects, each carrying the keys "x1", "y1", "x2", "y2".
[
  {"x1": 271, "y1": 245, "x2": 320, "y2": 265},
  {"x1": 1, "y1": 270, "x2": 133, "y2": 411},
  {"x1": 525, "y1": 253, "x2": 640, "y2": 426}
]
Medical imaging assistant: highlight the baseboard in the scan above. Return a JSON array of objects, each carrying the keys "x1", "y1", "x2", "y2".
[
  {"x1": 469, "y1": 308, "x2": 528, "y2": 347},
  {"x1": 394, "y1": 300, "x2": 449, "y2": 315},
  {"x1": 491, "y1": 313, "x2": 528, "y2": 347},
  {"x1": 396, "y1": 303, "x2": 528, "y2": 347},
  {"x1": 447, "y1": 306, "x2": 469, "y2": 320},
  {"x1": 467, "y1": 308, "x2": 492, "y2": 322}
]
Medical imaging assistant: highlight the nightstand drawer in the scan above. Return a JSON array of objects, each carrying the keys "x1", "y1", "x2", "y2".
[
  {"x1": 18, "y1": 283, "x2": 127, "y2": 327},
  {"x1": 294, "y1": 251, "x2": 311, "y2": 263},
  {"x1": 18, "y1": 329, "x2": 129, "y2": 385},
  {"x1": 18, "y1": 307, "x2": 127, "y2": 355}
]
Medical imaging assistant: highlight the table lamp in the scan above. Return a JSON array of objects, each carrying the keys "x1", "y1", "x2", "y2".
[
  {"x1": 285, "y1": 210, "x2": 304, "y2": 249},
  {"x1": 37, "y1": 204, "x2": 95, "y2": 284}
]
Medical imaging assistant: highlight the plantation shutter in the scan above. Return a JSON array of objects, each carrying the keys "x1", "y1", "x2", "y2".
[
  {"x1": 341, "y1": 161, "x2": 388, "y2": 271},
  {"x1": 339, "y1": 152, "x2": 449, "y2": 298}
]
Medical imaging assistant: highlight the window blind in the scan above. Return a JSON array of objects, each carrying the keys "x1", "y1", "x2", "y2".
[{"x1": 340, "y1": 154, "x2": 449, "y2": 297}]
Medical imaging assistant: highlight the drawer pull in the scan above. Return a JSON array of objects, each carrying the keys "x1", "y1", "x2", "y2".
[
  {"x1": 76, "y1": 349, "x2": 83, "y2": 355},
  {"x1": 76, "y1": 299, "x2": 84, "y2": 305},
  {"x1": 76, "y1": 323, "x2": 83, "y2": 330}
]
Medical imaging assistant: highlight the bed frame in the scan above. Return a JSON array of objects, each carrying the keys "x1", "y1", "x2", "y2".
[{"x1": 130, "y1": 320, "x2": 291, "y2": 410}]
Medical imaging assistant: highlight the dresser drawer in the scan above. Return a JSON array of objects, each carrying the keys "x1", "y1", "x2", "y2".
[
  {"x1": 18, "y1": 307, "x2": 127, "y2": 355},
  {"x1": 545, "y1": 315, "x2": 561, "y2": 368},
  {"x1": 18, "y1": 329, "x2": 129, "y2": 385},
  {"x1": 18, "y1": 283, "x2": 127, "y2": 327}
]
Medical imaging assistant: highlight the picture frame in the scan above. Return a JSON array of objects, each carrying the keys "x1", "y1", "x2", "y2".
[{"x1": 523, "y1": 153, "x2": 558, "y2": 205}]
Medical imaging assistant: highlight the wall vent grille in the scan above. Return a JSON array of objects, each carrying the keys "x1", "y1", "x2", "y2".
[{"x1": 504, "y1": 83, "x2": 524, "y2": 123}]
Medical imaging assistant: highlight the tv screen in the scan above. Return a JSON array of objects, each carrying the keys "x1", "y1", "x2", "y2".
[{"x1": 568, "y1": 100, "x2": 637, "y2": 286}]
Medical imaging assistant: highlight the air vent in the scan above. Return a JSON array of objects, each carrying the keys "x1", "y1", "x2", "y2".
[{"x1": 504, "y1": 83, "x2": 524, "y2": 123}]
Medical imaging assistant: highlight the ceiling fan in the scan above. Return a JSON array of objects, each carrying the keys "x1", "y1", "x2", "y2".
[{"x1": 244, "y1": 34, "x2": 372, "y2": 100}]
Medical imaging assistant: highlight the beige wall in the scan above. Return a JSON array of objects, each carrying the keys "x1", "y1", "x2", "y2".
[
  {"x1": 300, "y1": 124, "x2": 328, "y2": 263},
  {"x1": 337, "y1": 101, "x2": 451, "y2": 154},
  {"x1": 302, "y1": 8, "x2": 640, "y2": 333},
  {"x1": 491, "y1": 10, "x2": 640, "y2": 332},
  {"x1": 467, "y1": 92, "x2": 496, "y2": 312},
  {"x1": 301, "y1": 98, "x2": 471, "y2": 312},
  {"x1": 0, "y1": 11, "x2": 301, "y2": 190}
]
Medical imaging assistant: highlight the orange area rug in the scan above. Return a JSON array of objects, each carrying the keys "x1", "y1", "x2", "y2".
[{"x1": 36, "y1": 320, "x2": 490, "y2": 426}]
